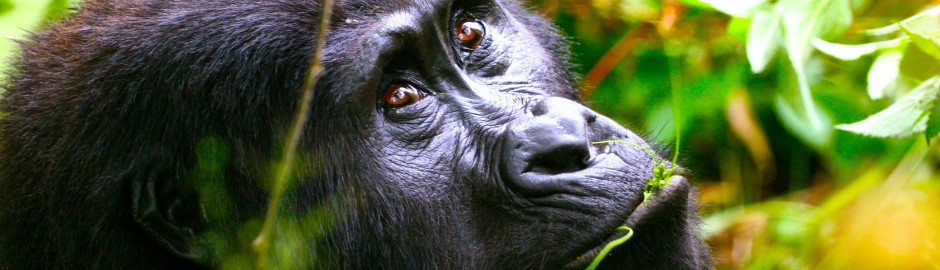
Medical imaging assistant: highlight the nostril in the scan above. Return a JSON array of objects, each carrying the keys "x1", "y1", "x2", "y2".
[
  {"x1": 531, "y1": 98, "x2": 550, "y2": 117},
  {"x1": 512, "y1": 97, "x2": 597, "y2": 175},
  {"x1": 586, "y1": 112, "x2": 597, "y2": 124},
  {"x1": 526, "y1": 141, "x2": 590, "y2": 174},
  {"x1": 501, "y1": 98, "x2": 601, "y2": 198}
]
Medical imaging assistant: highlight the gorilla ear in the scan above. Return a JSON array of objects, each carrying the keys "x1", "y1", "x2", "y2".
[{"x1": 131, "y1": 168, "x2": 209, "y2": 264}]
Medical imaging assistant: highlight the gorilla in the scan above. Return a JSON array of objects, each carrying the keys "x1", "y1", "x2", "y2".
[{"x1": 0, "y1": 0, "x2": 709, "y2": 269}]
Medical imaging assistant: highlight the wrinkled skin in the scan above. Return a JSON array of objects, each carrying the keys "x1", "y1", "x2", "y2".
[{"x1": 0, "y1": 0, "x2": 710, "y2": 269}]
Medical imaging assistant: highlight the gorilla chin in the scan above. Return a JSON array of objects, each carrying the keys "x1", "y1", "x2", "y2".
[{"x1": 0, "y1": 0, "x2": 710, "y2": 269}]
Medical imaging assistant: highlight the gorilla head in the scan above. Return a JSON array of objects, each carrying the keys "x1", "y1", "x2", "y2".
[{"x1": 0, "y1": 0, "x2": 709, "y2": 269}]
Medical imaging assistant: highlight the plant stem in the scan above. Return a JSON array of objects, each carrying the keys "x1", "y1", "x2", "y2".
[
  {"x1": 592, "y1": 140, "x2": 661, "y2": 164},
  {"x1": 586, "y1": 226, "x2": 634, "y2": 270},
  {"x1": 252, "y1": 1, "x2": 335, "y2": 269},
  {"x1": 664, "y1": 40, "x2": 682, "y2": 170}
]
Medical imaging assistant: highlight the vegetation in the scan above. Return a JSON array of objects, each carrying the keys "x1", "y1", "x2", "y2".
[
  {"x1": 531, "y1": 0, "x2": 940, "y2": 268},
  {"x1": 2, "y1": 0, "x2": 940, "y2": 269}
]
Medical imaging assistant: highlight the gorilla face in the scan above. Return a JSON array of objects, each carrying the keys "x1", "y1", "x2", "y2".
[{"x1": 0, "y1": 0, "x2": 708, "y2": 269}]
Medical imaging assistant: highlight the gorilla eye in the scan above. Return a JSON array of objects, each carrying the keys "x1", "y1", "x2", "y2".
[
  {"x1": 384, "y1": 84, "x2": 426, "y2": 108},
  {"x1": 456, "y1": 20, "x2": 485, "y2": 50}
]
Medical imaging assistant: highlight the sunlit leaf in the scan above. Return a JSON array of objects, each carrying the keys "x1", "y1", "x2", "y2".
[
  {"x1": 781, "y1": 0, "x2": 853, "y2": 64},
  {"x1": 900, "y1": 40, "x2": 940, "y2": 83},
  {"x1": 866, "y1": 6, "x2": 940, "y2": 36},
  {"x1": 900, "y1": 23, "x2": 940, "y2": 61},
  {"x1": 697, "y1": 0, "x2": 769, "y2": 17},
  {"x1": 779, "y1": 0, "x2": 850, "y2": 147},
  {"x1": 812, "y1": 38, "x2": 905, "y2": 61},
  {"x1": 867, "y1": 51, "x2": 903, "y2": 99},
  {"x1": 774, "y1": 96, "x2": 832, "y2": 150},
  {"x1": 836, "y1": 76, "x2": 940, "y2": 138},
  {"x1": 747, "y1": 5, "x2": 782, "y2": 73}
]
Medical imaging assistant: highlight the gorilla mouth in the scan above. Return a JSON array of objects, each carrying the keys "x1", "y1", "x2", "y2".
[{"x1": 563, "y1": 175, "x2": 690, "y2": 269}]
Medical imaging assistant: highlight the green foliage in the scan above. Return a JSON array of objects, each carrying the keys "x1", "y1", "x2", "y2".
[
  {"x1": 189, "y1": 137, "x2": 339, "y2": 269},
  {"x1": 0, "y1": 0, "x2": 13, "y2": 16},
  {"x1": 535, "y1": 0, "x2": 940, "y2": 268},
  {"x1": 746, "y1": 5, "x2": 782, "y2": 73},
  {"x1": 812, "y1": 6, "x2": 940, "y2": 141},
  {"x1": 704, "y1": 0, "x2": 852, "y2": 148},
  {"x1": 835, "y1": 77, "x2": 940, "y2": 138}
]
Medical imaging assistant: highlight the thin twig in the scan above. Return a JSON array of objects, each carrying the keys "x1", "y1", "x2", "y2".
[{"x1": 252, "y1": 0, "x2": 335, "y2": 268}]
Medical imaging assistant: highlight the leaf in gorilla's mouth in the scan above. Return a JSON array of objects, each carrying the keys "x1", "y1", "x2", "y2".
[
  {"x1": 576, "y1": 140, "x2": 681, "y2": 269},
  {"x1": 565, "y1": 175, "x2": 689, "y2": 270},
  {"x1": 592, "y1": 140, "x2": 678, "y2": 205}
]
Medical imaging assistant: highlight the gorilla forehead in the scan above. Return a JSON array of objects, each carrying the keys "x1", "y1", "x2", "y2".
[
  {"x1": 340, "y1": 0, "x2": 456, "y2": 13},
  {"x1": 323, "y1": 0, "x2": 577, "y2": 105}
]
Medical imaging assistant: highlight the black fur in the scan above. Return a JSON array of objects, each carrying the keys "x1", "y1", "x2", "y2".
[{"x1": 0, "y1": 0, "x2": 709, "y2": 269}]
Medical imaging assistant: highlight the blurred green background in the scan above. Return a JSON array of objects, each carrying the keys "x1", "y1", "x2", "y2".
[
  {"x1": 527, "y1": 0, "x2": 940, "y2": 268},
  {"x1": 2, "y1": 0, "x2": 940, "y2": 269}
]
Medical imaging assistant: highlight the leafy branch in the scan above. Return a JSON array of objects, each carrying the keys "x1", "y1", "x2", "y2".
[{"x1": 700, "y1": 0, "x2": 940, "y2": 142}]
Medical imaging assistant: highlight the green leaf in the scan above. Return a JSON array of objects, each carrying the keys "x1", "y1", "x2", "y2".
[
  {"x1": 900, "y1": 41, "x2": 940, "y2": 83},
  {"x1": 781, "y1": 0, "x2": 853, "y2": 64},
  {"x1": 779, "y1": 0, "x2": 850, "y2": 147},
  {"x1": 43, "y1": 0, "x2": 69, "y2": 22},
  {"x1": 747, "y1": 5, "x2": 783, "y2": 73},
  {"x1": 0, "y1": 0, "x2": 13, "y2": 16},
  {"x1": 727, "y1": 16, "x2": 751, "y2": 41},
  {"x1": 928, "y1": 100, "x2": 940, "y2": 142},
  {"x1": 698, "y1": 0, "x2": 769, "y2": 17},
  {"x1": 867, "y1": 51, "x2": 903, "y2": 99},
  {"x1": 812, "y1": 38, "x2": 905, "y2": 61},
  {"x1": 836, "y1": 76, "x2": 940, "y2": 138},
  {"x1": 866, "y1": 6, "x2": 940, "y2": 36},
  {"x1": 900, "y1": 23, "x2": 940, "y2": 61},
  {"x1": 774, "y1": 96, "x2": 832, "y2": 150},
  {"x1": 678, "y1": 0, "x2": 717, "y2": 10}
]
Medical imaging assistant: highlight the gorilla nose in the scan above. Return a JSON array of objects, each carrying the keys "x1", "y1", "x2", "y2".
[{"x1": 509, "y1": 97, "x2": 595, "y2": 175}]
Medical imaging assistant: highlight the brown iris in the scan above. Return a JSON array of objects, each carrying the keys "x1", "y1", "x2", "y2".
[
  {"x1": 456, "y1": 20, "x2": 485, "y2": 50},
  {"x1": 384, "y1": 84, "x2": 425, "y2": 108}
]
